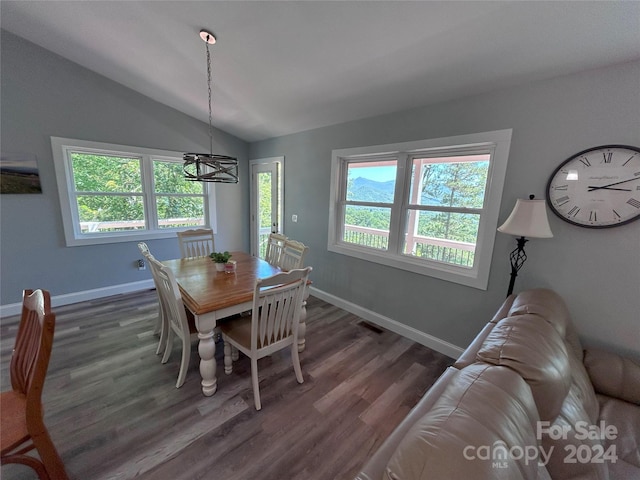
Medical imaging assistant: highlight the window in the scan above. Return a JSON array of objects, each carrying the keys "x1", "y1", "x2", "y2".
[
  {"x1": 52, "y1": 137, "x2": 216, "y2": 246},
  {"x1": 328, "y1": 130, "x2": 512, "y2": 289}
]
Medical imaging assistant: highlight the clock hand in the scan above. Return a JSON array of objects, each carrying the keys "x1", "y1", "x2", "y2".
[
  {"x1": 587, "y1": 186, "x2": 632, "y2": 192},
  {"x1": 586, "y1": 177, "x2": 640, "y2": 192}
]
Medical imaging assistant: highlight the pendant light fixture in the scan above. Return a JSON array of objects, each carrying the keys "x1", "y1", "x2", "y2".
[{"x1": 183, "y1": 30, "x2": 238, "y2": 183}]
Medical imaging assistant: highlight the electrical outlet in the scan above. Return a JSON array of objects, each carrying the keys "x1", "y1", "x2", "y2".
[{"x1": 137, "y1": 258, "x2": 146, "y2": 270}]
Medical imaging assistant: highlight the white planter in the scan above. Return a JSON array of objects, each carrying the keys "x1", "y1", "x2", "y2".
[{"x1": 215, "y1": 262, "x2": 225, "y2": 272}]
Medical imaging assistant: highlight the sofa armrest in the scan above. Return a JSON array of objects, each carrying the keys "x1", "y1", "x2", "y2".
[
  {"x1": 583, "y1": 348, "x2": 640, "y2": 405},
  {"x1": 354, "y1": 367, "x2": 459, "y2": 480}
]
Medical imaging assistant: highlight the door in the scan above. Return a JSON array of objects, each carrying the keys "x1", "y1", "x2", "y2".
[{"x1": 250, "y1": 157, "x2": 283, "y2": 258}]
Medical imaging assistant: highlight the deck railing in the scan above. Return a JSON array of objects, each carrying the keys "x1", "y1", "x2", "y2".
[
  {"x1": 80, "y1": 218, "x2": 204, "y2": 232},
  {"x1": 343, "y1": 224, "x2": 475, "y2": 267}
]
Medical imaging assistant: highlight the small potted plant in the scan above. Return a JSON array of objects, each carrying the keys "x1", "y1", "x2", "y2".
[{"x1": 210, "y1": 251, "x2": 232, "y2": 272}]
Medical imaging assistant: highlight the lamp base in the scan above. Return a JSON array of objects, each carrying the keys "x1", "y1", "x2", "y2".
[{"x1": 506, "y1": 236, "x2": 528, "y2": 297}]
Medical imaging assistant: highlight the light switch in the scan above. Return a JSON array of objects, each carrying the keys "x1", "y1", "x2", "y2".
[{"x1": 292, "y1": 214, "x2": 298, "y2": 223}]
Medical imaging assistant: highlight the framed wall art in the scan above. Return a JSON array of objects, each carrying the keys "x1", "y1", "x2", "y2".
[{"x1": 0, "y1": 153, "x2": 42, "y2": 194}]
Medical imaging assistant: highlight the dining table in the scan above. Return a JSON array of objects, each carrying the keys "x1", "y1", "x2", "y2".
[{"x1": 161, "y1": 251, "x2": 310, "y2": 396}]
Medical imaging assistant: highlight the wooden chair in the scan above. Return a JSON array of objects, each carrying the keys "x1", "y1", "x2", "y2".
[
  {"x1": 264, "y1": 233, "x2": 287, "y2": 266},
  {"x1": 221, "y1": 267, "x2": 312, "y2": 410},
  {"x1": 138, "y1": 242, "x2": 166, "y2": 353},
  {"x1": 148, "y1": 256, "x2": 198, "y2": 388},
  {"x1": 1, "y1": 289, "x2": 69, "y2": 480},
  {"x1": 177, "y1": 228, "x2": 215, "y2": 258},
  {"x1": 278, "y1": 239, "x2": 309, "y2": 271}
]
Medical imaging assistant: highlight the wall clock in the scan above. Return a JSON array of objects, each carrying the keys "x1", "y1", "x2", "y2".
[{"x1": 546, "y1": 145, "x2": 640, "y2": 228}]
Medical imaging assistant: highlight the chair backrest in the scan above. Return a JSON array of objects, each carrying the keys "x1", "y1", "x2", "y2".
[
  {"x1": 177, "y1": 228, "x2": 215, "y2": 258},
  {"x1": 137, "y1": 241, "x2": 151, "y2": 258},
  {"x1": 250, "y1": 267, "x2": 312, "y2": 352},
  {"x1": 278, "y1": 239, "x2": 309, "y2": 271},
  {"x1": 142, "y1": 248, "x2": 171, "y2": 323},
  {"x1": 138, "y1": 242, "x2": 159, "y2": 284},
  {"x1": 264, "y1": 233, "x2": 287, "y2": 266},
  {"x1": 11, "y1": 289, "x2": 56, "y2": 411},
  {"x1": 147, "y1": 256, "x2": 191, "y2": 340}
]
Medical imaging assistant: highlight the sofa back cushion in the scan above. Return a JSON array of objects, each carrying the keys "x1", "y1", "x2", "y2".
[
  {"x1": 384, "y1": 364, "x2": 551, "y2": 480},
  {"x1": 507, "y1": 289, "x2": 600, "y2": 422},
  {"x1": 477, "y1": 314, "x2": 572, "y2": 422},
  {"x1": 507, "y1": 288, "x2": 584, "y2": 361}
]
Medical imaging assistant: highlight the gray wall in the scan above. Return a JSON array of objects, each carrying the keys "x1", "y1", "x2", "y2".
[
  {"x1": 250, "y1": 60, "x2": 640, "y2": 358},
  {"x1": 0, "y1": 31, "x2": 250, "y2": 305}
]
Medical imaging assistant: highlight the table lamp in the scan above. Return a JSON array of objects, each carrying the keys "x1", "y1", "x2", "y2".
[{"x1": 497, "y1": 194, "x2": 553, "y2": 297}]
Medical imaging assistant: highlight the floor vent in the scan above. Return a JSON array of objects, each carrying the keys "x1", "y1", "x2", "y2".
[{"x1": 358, "y1": 321, "x2": 384, "y2": 334}]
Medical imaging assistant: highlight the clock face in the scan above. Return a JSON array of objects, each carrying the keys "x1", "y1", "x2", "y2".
[{"x1": 547, "y1": 145, "x2": 640, "y2": 228}]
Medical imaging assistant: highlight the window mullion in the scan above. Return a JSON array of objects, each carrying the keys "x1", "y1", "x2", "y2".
[
  {"x1": 142, "y1": 154, "x2": 157, "y2": 231},
  {"x1": 388, "y1": 152, "x2": 408, "y2": 255}
]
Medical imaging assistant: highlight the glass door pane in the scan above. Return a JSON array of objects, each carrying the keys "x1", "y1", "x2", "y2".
[{"x1": 250, "y1": 158, "x2": 283, "y2": 258}]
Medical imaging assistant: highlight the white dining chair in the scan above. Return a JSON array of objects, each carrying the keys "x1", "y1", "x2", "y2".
[
  {"x1": 278, "y1": 239, "x2": 309, "y2": 271},
  {"x1": 220, "y1": 267, "x2": 312, "y2": 410},
  {"x1": 177, "y1": 228, "x2": 215, "y2": 258},
  {"x1": 138, "y1": 242, "x2": 167, "y2": 353},
  {"x1": 264, "y1": 233, "x2": 287, "y2": 266},
  {"x1": 147, "y1": 255, "x2": 198, "y2": 388}
]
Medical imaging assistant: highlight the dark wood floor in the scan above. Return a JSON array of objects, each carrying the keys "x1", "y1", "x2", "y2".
[{"x1": 1, "y1": 290, "x2": 453, "y2": 480}]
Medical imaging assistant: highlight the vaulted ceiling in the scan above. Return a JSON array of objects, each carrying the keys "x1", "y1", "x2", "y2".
[{"x1": 2, "y1": 1, "x2": 639, "y2": 142}]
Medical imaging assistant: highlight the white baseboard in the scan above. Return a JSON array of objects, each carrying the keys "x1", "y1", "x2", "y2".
[
  {"x1": 2, "y1": 281, "x2": 464, "y2": 360},
  {"x1": 0, "y1": 279, "x2": 155, "y2": 318},
  {"x1": 309, "y1": 286, "x2": 464, "y2": 360}
]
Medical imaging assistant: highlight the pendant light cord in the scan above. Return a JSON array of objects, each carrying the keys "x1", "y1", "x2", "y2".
[{"x1": 206, "y1": 39, "x2": 213, "y2": 156}]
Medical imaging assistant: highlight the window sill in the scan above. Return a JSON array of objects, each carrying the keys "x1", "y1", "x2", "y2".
[
  {"x1": 328, "y1": 242, "x2": 487, "y2": 289},
  {"x1": 63, "y1": 229, "x2": 203, "y2": 247}
]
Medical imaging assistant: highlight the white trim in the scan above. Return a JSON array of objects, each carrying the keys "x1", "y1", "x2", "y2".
[
  {"x1": 0, "y1": 280, "x2": 154, "y2": 318},
  {"x1": 328, "y1": 129, "x2": 511, "y2": 290},
  {"x1": 249, "y1": 156, "x2": 285, "y2": 257},
  {"x1": 51, "y1": 137, "x2": 215, "y2": 246},
  {"x1": 309, "y1": 286, "x2": 463, "y2": 359},
  {"x1": 0, "y1": 280, "x2": 463, "y2": 359}
]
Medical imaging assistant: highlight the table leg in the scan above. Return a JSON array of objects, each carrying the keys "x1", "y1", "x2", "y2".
[{"x1": 198, "y1": 330, "x2": 217, "y2": 396}]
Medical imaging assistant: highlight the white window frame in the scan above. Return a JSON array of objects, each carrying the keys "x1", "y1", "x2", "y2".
[
  {"x1": 328, "y1": 129, "x2": 511, "y2": 289},
  {"x1": 51, "y1": 137, "x2": 216, "y2": 246}
]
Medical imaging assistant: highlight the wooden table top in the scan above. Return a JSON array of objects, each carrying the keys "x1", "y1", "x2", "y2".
[{"x1": 162, "y1": 251, "x2": 281, "y2": 316}]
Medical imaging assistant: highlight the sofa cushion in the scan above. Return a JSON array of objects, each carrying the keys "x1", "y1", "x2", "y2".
[
  {"x1": 384, "y1": 364, "x2": 551, "y2": 480},
  {"x1": 454, "y1": 295, "x2": 517, "y2": 369},
  {"x1": 584, "y1": 349, "x2": 640, "y2": 405},
  {"x1": 476, "y1": 314, "x2": 571, "y2": 422},
  {"x1": 539, "y1": 384, "x2": 610, "y2": 480},
  {"x1": 507, "y1": 288, "x2": 583, "y2": 361},
  {"x1": 598, "y1": 394, "x2": 640, "y2": 475}
]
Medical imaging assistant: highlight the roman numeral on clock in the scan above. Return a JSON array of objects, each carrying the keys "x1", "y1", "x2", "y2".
[
  {"x1": 627, "y1": 198, "x2": 640, "y2": 209},
  {"x1": 589, "y1": 211, "x2": 597, "y2": 221},
  {"x1": 554, "y1": 185, "x2": 568, "y2": 191},
  {"x1": 578, "y1": 157, "x2": 591, "y2": 167},
  {"x1": 568, "y1": 206, "x2": 580, "y2": 217},
  {"x1": 556, "y1": 195, "x2": 570, "y2": 206},
  {"x1": 602, "y1": 152, "x2": 612, "y2": 163}
]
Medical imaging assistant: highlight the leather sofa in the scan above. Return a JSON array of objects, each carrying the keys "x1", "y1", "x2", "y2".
[{"x1": 355, "y1": 288, "x2": 640, "y2": 480}]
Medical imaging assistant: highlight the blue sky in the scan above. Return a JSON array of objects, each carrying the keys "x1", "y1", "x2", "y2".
[{"x1": 348, "y1": 165, "x2": 396, "y2": 183}]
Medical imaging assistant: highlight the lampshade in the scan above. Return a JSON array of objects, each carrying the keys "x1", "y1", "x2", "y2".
[{"x1": 498, "y1": 197, "x2": 553, "y2": 238}]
